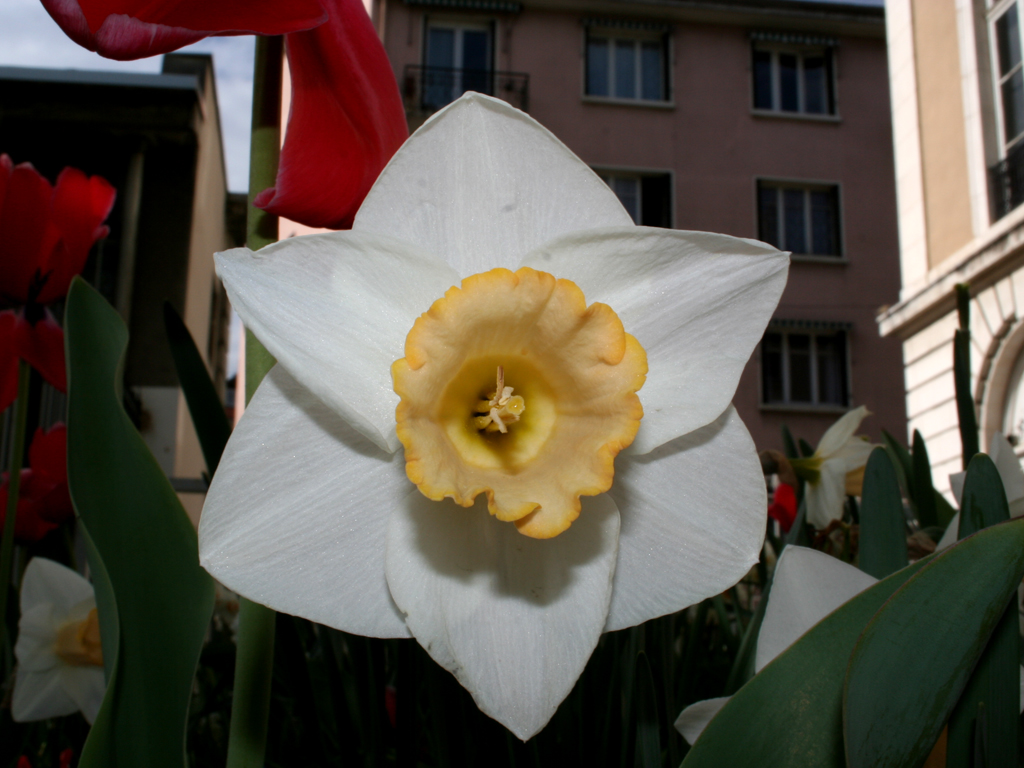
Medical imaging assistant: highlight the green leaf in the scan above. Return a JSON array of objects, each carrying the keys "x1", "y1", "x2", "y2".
[
  {"x1": 163, "y1": 302, "x2": 232, "y2": 474},
  {"x1": 633, "y1": 652, "x2": 660, "y2": 768},
  {"x1": 842, "y1": 514, "x2": 1024, "y2": 768},
  {"x1": 881, "y1": 429, "x2": 913, "y2": 500},
  {"x1": 934, "y1": 491, "x2": 957, "y2": 530},
  {"x1": 66, "y1": 278, "x2": 215, "y2": 768},
  {"x1": 781, "y1": 425, "x2": 798, "y2": 461},
  {"x1": 681, "y1": 558, "x2": 930, "y2": 767},
  {"x1": 947, "y1": 455, "x2": 1018, "y2": 767},
  {"x1": 858, "y1": 447, "x2": 907, "y2": 579},
  {"x1": 912, "y1": 431, "x2": 938, "y2": 529},
  {"x1": 798, "y1": 438, "x2": 816, "y2": 459},
  {"x1": 954, "y1": 328, "x2": 979, "y2": 466}
]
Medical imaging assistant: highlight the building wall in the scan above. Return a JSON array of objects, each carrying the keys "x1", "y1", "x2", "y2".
[
  {"x1": 383, "y1": 1, "x2": 907, "y2": 452},
  {"x1": 912, "y1": 0, "x2": 974, "y2": 270}
]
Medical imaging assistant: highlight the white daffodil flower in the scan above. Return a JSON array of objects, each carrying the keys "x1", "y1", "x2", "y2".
[
  {"x1": 938, "y1": 432, "x2": 1024, "y2": 552},
  {"x1": 13, "y1": 557, "x2": 105, "y2": 724},
  {"x1": 792, "y1": 406, "x2": 875, "y2": 530},
  {"x1": 198, "y1": 93, "x2": 789, "y2": 739},
  {"x1": 675, "y1": 545, "x2": 1024, "y2": 744}
]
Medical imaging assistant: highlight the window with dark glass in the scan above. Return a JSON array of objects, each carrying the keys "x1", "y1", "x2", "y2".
[
  {"x1": 423, "y1": 23, "x2": 493, "y2": 110},
  {"x1": 752, "y1": 46, "x2": 835, "y2": 115},
  {"x1": 757, "y1": 181, "x2": 841, "y2": 257},
  {"x1": 598, "y1": 172, "x2": 672, "y2": 227},
  {"x1": 586, "y1": 32, "x2": 667, "y2": 102},
  {"x1": 997, "y1": 5, "x2": 1024, "y2": 147},
  {"x1": 761, "y1": 329, "x2": 848, "y2": 407}
]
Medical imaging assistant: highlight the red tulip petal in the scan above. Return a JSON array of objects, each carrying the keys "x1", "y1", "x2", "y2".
[
  {"x1": 254, "y1": 0, "x2": 408, "y2": 230},
  {"x1": 41, "y1": 0, "x2": 327, "y2": 61},
  {"x1": 39, "y1": 167, "x2": 116, "y2": 302},
  {"x1": 0, "y1": 312, "x2": 18, "y2": 413},
  {"x1": 0, "y1": 471, "x2": 59, "y2": 543},
  {"x1": 14, "y1": 309, "x2": 66, "y2": 393},
  {"x1": 0, "y1": 161, "x2": 60, "y2": 303},
  {"x1": 28, "y1": 424, "x2": 68, "y2": 486}
]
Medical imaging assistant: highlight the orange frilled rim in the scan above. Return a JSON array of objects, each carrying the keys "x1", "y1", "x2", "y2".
[{"x1": 392, "y1": 267, "x2": 647, "y2": 539}]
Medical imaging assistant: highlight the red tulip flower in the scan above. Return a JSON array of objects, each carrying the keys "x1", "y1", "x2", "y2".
[
  {"x1": 0, "y1": 155, "x2": 115, "y2": 411},
  {"x1": 768, "y1": 481, "x2": 798, "y2": 533},
  {"x1": 0, "y1": 424, "x2": 74, "y2": 543},
  {"x1": 39, "y1": 0, "x2": 408, "y2": 230}
]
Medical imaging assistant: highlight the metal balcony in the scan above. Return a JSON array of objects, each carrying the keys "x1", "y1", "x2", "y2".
[
  {"x1": 990, "y1": 140, "x2": 1024, "y2": 221},
  {"x1": 402, "y1": 65, "x2": 529, "y2": 117}
]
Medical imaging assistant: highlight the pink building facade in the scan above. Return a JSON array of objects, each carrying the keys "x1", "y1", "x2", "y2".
[{"x1": 374, "y1": 0, "x2": 905, "y2": 451}]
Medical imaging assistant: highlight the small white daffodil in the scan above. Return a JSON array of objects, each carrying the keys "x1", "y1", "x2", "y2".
[
  {"x1": 199, "y1": 93, "x2": 789, "y2": 739},
  {"x1": 791, "y1": 406, "x2": 876, "y2": 530},
  {"x1": 13, "y1": 557, "x2": 105, "y2": 724}
]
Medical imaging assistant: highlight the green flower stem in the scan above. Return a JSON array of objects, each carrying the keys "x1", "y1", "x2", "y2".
[
  {"x1": 0, "y1": 360, "x2": 31, "y2": 648},
  {"x1": 226, "y1": 33, "x2": 283, "y2": 768}
]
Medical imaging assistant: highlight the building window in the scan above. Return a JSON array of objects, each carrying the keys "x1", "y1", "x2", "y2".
[
  {"x1": 762, "y1": 328, "x2": 849, "y2": 407},
  {"x1": 757, "y1": 181, "x2": 841, "y2": 257},
  {"x1": 586, "y1": 31, "x2": 668, "y2": 101},
  {"x1": 995, "y1": 3, "x2": 1024, "y2": 149},
  {"x1": 597, "y1": 172, "x2": 672, "y2": 226},
  {"x1": 752, "y1": 46, "x2": 835, "y2": 115},
  {"x1": 422, "y1": 22, "x2": 493, "y2": 110}
]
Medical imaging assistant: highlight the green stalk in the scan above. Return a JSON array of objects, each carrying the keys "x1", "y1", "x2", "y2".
[
  {"x1": 0, "y1": 360, "x2": 31, "y2": 647},
  {"x1": 226, "y1": 33, "x2": 283, "y2": 768}
]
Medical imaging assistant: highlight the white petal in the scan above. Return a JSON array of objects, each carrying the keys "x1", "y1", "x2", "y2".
[
  {"x1": 385, "y1": 491, "x2": 620, "y2": 740},
  {"x1": 354, "y1": 93, "x2": 633, "y2": 277},
  {"x1": 215, "y1": 231, "x2": 459, "y2": 453},
  {"x1": 990, "y1": 432, "x2": 1024, "y2": 506},
  {"x1": 815, "y1": 406, "x2": 869, "y2": 459},
  {"x1": 12, "y1": 667, "x2": 78, "y2": 722},
  {"x1": 936, "y1": 512, "x2": 959, "y2": 552},
  {"x1": 521, "y1": 228, "x2": 788, "y2": 453},
  {"x1": 755, "y1": 545, "x2": 876, "y2": 672},
  {"x1": 199, "y1": 366, "x2": 410, "y2": 638},
  {"x1": 61, "y1": 665, "x2": 106, "y2": 724},
  {"x1": 804, "y1": 460, "x2": 848, "y2": 530},
  {"x1": 20, "y1": 558, "x2": 94, "y2": 618},
  {"x1": 674, "y1": 696, "x2": 731, "y2": 745},
  {"x1": 15, "y1": 604, "x2": 59, "y2": 672},
  {"x1": 830, "y1": 437, "x2": 876, "y2": 474},
  {"x1": 605, "y1": 406, "x2": 766, "y2": 631}
]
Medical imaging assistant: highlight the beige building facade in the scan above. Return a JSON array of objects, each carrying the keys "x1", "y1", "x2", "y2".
[{"x1": 879, "y1": 0, "x2": 1024, "y2": 495}]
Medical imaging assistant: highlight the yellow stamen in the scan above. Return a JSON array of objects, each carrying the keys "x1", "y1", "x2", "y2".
[
  {"x1": 474, "y1": 366, "x2": 526, "y2": 434},
  {"x1": 54, "y1": 607, "x2": 103, "y2": 667}
]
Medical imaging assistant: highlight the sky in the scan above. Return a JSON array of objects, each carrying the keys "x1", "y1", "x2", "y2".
[{"x1": 0, "y1": 0, "x2": 256, "y2": 192}]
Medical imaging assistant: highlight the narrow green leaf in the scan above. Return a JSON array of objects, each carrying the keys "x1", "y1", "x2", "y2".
[
  {"x1": 681, "y1": 559, "x2": 931, "y2": 767},
  {"x1": 163, "y1": 302, "x2": 232, "y2": 473},
  {"x1": 912, "y1": 431, "x2": 938, "y2": 529},
  {"x1": 798, "y1": 438, "x2": 816, "y2": 458},
  {"x1": 954, "y1": 328, "x2": 979, "y2": 466},
  {"x1": 947, "y1": 454, "x2": 1018, "y2": 768},
  {"x1": 842, "y1": 514, "x2": 1024, "y2": 768},
  {"x1": 783, "y1": 501, "x2": 810, "y2": 549},
  {"x1": 858, "y1": 447, "x2": 907, "y2": 579},
  {"x1": 881, "y1": 429, "x2": 914, "y2": 502},
  {"x1": 781, "y1": 425, "x2": 798, "y2": 460},
  {"x1": 956, "y1": 282, "x2": 971, "y2": 331},
  {"x1": 633, "y1": 652, "x2": 660, "y2": 768},
  {"x1": 66, "y1": 278, "x2": 215, "y2": 768}
]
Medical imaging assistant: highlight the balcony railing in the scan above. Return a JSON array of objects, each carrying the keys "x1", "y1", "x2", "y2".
[
  {"x1": 402, "y1": 65, "x2": 529, "y2": 115},
  {"x1": 990, "y1": 140, "x2": 1024, "y2": 221}
]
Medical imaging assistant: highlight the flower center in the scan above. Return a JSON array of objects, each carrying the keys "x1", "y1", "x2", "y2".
[
  {"x1": 393, "y1": 267, "x2": 647, "y2": 539},
  {"x1": 54, "y1": 607, "x2": 103, "y2": 667},
  {"x1": 473, "y1": 366, "x2": 526, "y2": 434}
]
